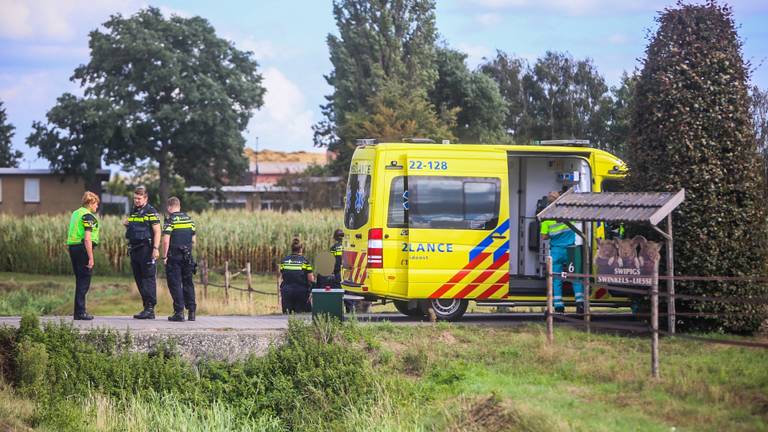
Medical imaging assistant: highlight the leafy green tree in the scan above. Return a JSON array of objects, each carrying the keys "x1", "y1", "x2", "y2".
[
  {"x1": 27, "y1": 94, "x2": 121, "y2": 192},
  {"x1": 479, "y1": 51, "x2": 530, "y2": 142},
  {"x1": 750, "y1": 85, "x2": 768, "y2": 197},
  {"x1": 0, "y1": 101, "x2": 22, "y2": 168},
  {"x1": 604, "y1": 71, "x2": 638, "y2": 159},
  {"x1": 71, "y1": 7, "x2": 265, "y2": 204},
  {"x1": 628, "y1": 2, "x2": 768, "y2": 333},
  {"x1": 315, "y1": 0, "x2": 439, "y2": 173},
  {"x1": 430, "y1": 47, "x2": 508, "y2": 143}
]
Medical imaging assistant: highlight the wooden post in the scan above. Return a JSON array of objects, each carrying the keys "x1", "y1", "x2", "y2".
[
  {"x1": 666, "y1": 214, "x2": 676, "y2": 334},
  {"x1": 202, "y1": 258, "x2": 209, "y2": 299},
  {"x1": 651, "y1": 260, "x2": 660, "y2": 379},
  {"x1": 546, "y1": 256, "x2": 554, "y2": 345},
  {"x1": 583, "y1": 223, "x2": 591, "y2": 334},
  {"x1": 246, "y1": 262, "x2": 253, "y2": 303},
  {"x1": 224, "y1": 260, "x2": 230, "y2": 305}
]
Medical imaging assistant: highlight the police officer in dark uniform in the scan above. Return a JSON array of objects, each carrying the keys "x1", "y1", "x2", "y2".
[
  {"x1": 278, "y1": 238, "x2": 315, "y2": 314},
  {"x1": 331, "y1": 228, "x2": 354, "y2": 313},
  {"x1": 161, "y1": 196, "x2": 197, "y2": 322},
  {"x1": 124, "y1": 186, "x2": 162, "y2": 319},
  {"x1": 331, "y1": 229, "x2": 344, "y2": 286}
]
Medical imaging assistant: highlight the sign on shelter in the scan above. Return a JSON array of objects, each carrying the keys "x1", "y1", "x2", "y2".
[{"x1": 594, "y1": 236, "x2": 661, "y2": 286}]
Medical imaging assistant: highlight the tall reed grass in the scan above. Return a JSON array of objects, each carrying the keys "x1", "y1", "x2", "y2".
[{"x1": 0, "y1": 210, "x2": 342, "y2": 275}]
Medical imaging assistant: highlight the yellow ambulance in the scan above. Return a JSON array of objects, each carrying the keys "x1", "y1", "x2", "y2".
[{"x1": 341, "y1": 139, "x2": 627, "y2": 320}]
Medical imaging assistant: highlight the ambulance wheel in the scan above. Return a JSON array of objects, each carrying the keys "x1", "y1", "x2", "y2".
[
  {"x1": 393, "y1": 300, "x2": 423, "y2": 317},
  {"x1": 425, "y1": 299, "x2": 468, "y2": 322}
]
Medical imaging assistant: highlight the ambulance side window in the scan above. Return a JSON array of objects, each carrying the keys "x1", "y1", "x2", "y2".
[{"x1": 396, "y1": 176, "x2": 499, "y2": 230}]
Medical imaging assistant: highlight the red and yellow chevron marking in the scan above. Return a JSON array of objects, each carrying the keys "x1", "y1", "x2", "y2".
[
  {"x1": 352, "y1": 252, "x2": 367, "y2": 284},
  {"x1": 453, "y1": 252, "x2": 510, "y2": 299},
  {"x1": 476, "y1": 273, "x2": 510, "y2": 299},
  {"x1": 428, "y1": 252, "x2": 491, "y2": 299}
]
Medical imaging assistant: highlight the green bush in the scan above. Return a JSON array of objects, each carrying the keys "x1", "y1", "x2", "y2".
[
  {"x1": 16, "y1": 340, "x2": 48, "y2": 398},
  {"x1": 627, "y1": 2, "x2": 768, "y2": 332}
]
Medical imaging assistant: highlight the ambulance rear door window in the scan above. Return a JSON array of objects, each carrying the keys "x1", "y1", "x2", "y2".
[{"x1": 344, "y1": 173, "x2": 371, "y2": 230}]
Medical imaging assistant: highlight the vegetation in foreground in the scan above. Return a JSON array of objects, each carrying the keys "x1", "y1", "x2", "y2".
[{"x1": 0, "y1": 314, "x2": 766, "y2": 431}]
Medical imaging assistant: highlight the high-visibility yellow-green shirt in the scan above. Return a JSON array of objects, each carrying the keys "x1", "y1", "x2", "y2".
[{"x1": 66, "y1": 207, "x2": 99, "y2": 245}]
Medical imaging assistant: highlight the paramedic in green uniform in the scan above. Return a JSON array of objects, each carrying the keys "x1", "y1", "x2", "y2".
[
  {"x1": 66, "y1": 191, "x2": 100, "y2": 320},
  {"x1": 540, "y1": 191, "x2": 584, "y2": 313}
]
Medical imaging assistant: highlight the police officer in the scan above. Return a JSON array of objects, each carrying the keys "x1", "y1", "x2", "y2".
[
  {"x1": 278, "y1": 238, "x2": 315, "y2": 314},
  {"x1": 540, "y1": 191, "x2": 584, "y2": 314},
  {"x1": 331, "y1": 229, "x2": 343, "y2": 286},
  {"x1": 66, "y1": 191, "x2": 100, "y2": 320},
  {"x1": 161, "y1": 197, "x2": 197, "y2": 322},
  {"x1": 124, "y1": 186, "x2": 161, "y2": 319}
]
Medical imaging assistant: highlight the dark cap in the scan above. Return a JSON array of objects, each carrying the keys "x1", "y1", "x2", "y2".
[{"x1": 333, "y1": 229, "x2": 344, "y2": 240}]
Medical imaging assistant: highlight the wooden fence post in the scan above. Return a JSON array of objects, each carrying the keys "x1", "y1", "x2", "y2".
[
  {"x1": 246, "y1": 262, "x2": 253, "y2": 303},
  {"x1": 202, "y1": 258, "x2": 209, "y2": 299},
  {"x1": 666, "y1": 214, "x2": 676, "y2": 334},
  {"x1": 546, "y1": 256, "x2": 554, "y2": 345},
  {"x1": 224, "y1": 260, "x2": 230, "y2": 305},
  {"x1": 651, "y1": 260, "x2": 660, "y2": 379}
]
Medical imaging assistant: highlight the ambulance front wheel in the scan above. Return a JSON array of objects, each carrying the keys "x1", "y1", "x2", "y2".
[{"x1": 423, "y1": 299, "x2": 468, "y2": 321}]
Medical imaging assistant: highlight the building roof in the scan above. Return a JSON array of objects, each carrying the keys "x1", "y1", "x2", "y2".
[
  {"x1": 255, "y1": 161, "x2": 313, "y2": 175},
  {"x1": 0, "y1": 168, "x2": 111, "y2": 177},
  {"x1": 185, "y1": 184, "x2": 299, "y2": 193},
  {"x1": 537, "y1": 189, "x2": 685, "y2": 226},
  {"x1": 244, "y1": 148, "x2": 327, "y2": 164}
]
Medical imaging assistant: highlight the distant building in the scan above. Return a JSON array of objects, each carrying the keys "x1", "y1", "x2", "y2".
[
  {"x1": 0, "y1": 169, "x2": 110, "y2": 216},
  {"x1": 245, "y1": 149, "x2": 329, "y2": 185},
  {"x1": 185, "y1": 149, "x2": 343, "y2": 211}
]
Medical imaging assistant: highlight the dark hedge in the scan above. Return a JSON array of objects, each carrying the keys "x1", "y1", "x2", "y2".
[{"x1": 627, "y1": 1, "x2": 768, "y2": 333}]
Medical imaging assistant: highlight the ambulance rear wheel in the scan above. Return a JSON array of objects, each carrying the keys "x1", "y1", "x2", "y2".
[
  {"x1": 425, "y1": 299, "x2": 468, "y2": 322},
  {"x1": 393, "y1": 300, "x2": 423, "y2": 317}
]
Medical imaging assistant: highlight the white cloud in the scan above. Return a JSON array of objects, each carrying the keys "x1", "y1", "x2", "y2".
[
  {"x1": 246, "y1": 67, "x2": 315, "y2": 152},
  {"x1": 608, "y1": 33, "x2": 628, "y2": 45},
  {"x1": 475, "y1": 12, "x2": 502, "y2": 27},
  {"x1": 0, "y1": 0, "x2": 140, "y2": 40},
  {"x1": 456, "y1": 42, "x2": 493, "y2": 68},
  {"x1": 237, "y1": 36, "x2": 277, "y2": 60}
]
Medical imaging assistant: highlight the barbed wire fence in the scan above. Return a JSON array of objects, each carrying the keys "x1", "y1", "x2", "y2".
[{"x1": 543, "y1": 256, "x2": 768, "y2": 378}]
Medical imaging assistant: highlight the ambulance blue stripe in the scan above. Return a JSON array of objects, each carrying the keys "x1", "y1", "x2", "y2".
[
  {"x1": 494, "y1": 240, "x2": 510, "y2": 262},
  {"x1": 469, "y1": 219, "x2": 510, "y2": 261}
]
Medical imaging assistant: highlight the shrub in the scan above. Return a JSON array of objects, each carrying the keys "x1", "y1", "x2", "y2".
[
  {"x1": 627, "y1": 2, "x2": 768, "y2": 332},
  {"x1": 16, "y1": 339, "x2": 48, "y2": 398}
]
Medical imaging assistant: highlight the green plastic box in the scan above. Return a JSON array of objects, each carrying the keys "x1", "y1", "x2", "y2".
[{"x1": 311, "y1": 288, "x2": 345, "y2": 321}]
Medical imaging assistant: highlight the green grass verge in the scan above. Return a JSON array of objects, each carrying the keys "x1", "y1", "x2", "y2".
[{"x1": 1, "y1": 316, "x2": 765, "y2": 431}]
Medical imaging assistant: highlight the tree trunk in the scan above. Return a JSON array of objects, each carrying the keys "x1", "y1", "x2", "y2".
[{"x1": 158, "y1": 150, "x2": 169, "y2": 208}]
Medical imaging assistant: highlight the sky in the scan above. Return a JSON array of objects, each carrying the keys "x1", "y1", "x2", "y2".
[{"x1": 1, "y1": 0, "x2": 767, "y2": 170}]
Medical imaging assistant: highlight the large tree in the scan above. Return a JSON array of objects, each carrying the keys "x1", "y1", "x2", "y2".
[
  {"x1": 628, "y1": 2, "x2": 768, "y2": 333},
  {"x1": 479, "y1": 51, "x2": 530, "y2": 142},
  {"x1": 70, "y1": 7, "x2": 265, "y2": 203},
  {"x1": 314, "y1": 0, "x2": 440, "y2": 173},
  {"x1": 27, "y1": 94, "x2": 121, "y2": 192},
  {"x1": 430, "y1": 47, "x2": 507, "y2": 143},
  {"x1": 751, "y1": 85, "x2": 768, "y2": 197},
  {"x1": 0, "y1": 101, "x2": 22, "y2": 168},
  {"x1": 604, "y1": 71, "x2": 638, "y2": 159}
]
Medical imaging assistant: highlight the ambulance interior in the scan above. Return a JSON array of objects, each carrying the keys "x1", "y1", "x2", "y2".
[{"x1": 507, "y1": 155, "x2": 591, "y2": 293}]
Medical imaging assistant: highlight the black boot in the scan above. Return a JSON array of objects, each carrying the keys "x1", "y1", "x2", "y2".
[
  {"x1": 133, "y1": 306, "x2": 155, "y2": 320},
  {"x1": 168, "y1": 311, "x2": 185, "y2": 322},
  {"x1": 554, "y1": 305, "x2": 565, "y2": 313},
  {"x1": 187, "y1": 310, "x2": 196, "y2": 322},
  {"x1": 576, "y1": 302, "x2": 585, "y2": 315},
  {"x1": 74, "y1": 313, "x2": 94, "y2": 320}
]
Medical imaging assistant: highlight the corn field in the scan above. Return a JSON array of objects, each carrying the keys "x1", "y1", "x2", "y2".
[{"x1": 0, "y1": 210, "x2": 342, "y2": 275}]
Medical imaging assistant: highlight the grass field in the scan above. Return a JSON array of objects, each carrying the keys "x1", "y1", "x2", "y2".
[{"x1": 0, "y1": 318, "x2": 766, "y2": 431}]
